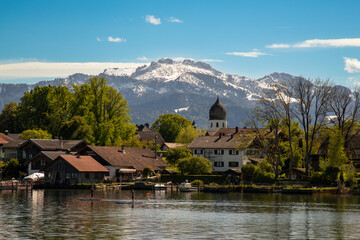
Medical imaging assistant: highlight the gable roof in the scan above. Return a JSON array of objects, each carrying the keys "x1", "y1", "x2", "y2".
[
  {"x1": 1, "y1": 140, "x2": 25, "y2": 149},
  {"x1": 18, "y1": 139, "x2": 86, "y2": 151},
  {"x1": 136, "y1": 131, "x2": 165, "y2": 146},
  {"x1": 0, "y1": 133, "x2": 13, "y2": 143},
  {"x1": 57, "y1": 155, "x2": 109, "y2": 172},
  {"x1": 188, "y1": 135, "x2": 253, "y2": 149},
  {"x1": 86, "y1": 145, "x2": 169, "y2": 171},
  {"x1": 27, "y1": 150, "x2": 69, "y2": 165}
]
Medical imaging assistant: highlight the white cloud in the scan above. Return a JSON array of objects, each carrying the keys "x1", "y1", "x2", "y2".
[
  {"x1": 226, "y1": 49, "x2": 268, "y2": 58},
  {"x1": 96, "y1": 37, "x2": 102, "y2": 42},
  {"x1": 266, "y1": 43, "x2": 290, "y2": 48},
  {"x1": 137, "y1": 56, "x2": 149, "y2": 61},
  {"x1": 200, "y1": 59, "x2": 223, "y2": 62},
  {"x1": 107, "y1": 36, "x2": 126, "y2": 43},
  {"x1": 344, "y1": 57, "x2": 360, "y2": 73},
  {"x1": 0, "y1": 62, "x2": 146, "y2": 79},
  {"x1": 145, "y1": 15, "x2": 161, "y2": 25},
  {"x1": 168, "y1": 17, "x2": 183, "y2": 23},
  {"x1": 267, "y1": 38, "x2": 360, "y2": 48}
]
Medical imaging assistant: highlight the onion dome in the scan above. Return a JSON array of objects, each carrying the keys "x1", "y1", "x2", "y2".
[{"x1": 209, "y1": 97, "x2": 226, "y2": 120}]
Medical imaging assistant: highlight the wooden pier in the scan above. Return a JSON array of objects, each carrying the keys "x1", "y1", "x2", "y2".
[{"x1": 0, "y1": 181, "x2": 33, "y2": 191}]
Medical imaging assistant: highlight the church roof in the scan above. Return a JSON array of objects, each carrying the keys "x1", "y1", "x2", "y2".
[{"x1": 209, "y1": 97, "x2": 226, "y2": 120}]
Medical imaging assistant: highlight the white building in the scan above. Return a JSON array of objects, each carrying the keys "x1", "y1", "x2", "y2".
[{"x1": 188, "y1": 97, "x2": 269, "y2": 172}]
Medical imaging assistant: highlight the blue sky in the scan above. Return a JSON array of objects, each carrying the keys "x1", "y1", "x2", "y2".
[{"x1": 1, "y1": 0, "x2": 360, "y2": 86}]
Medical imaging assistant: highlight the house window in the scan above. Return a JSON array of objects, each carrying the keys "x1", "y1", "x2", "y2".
[
  {"x1": 229, "y1": 161, "x2": 239, "y2": 167},
  {"x1": 48, "y1": 173, "x2": 51, "y2": 178},
  {"x1": 215, "y1": 150, "x2": 224, "y2": 155},
  {"x1": 194, "y1": 150, "x2": 198, "y2": 154},
  {"x1": 66, "y1": 173, "x2": 71, "y2": 179},
  {"x1": 229, "y1": 150, "x2": 239, "y2": 155},
  {"x1": 222, "y1": 122, "x2": 225, "y2": 127},
  {"x1": 200, "y1": 150, "x2": 203, "y2": 154},
  {"x1": 216, "y1": 122, "x2": 219, "y2": 128},
  {"x1": 40, "y1": 159, "x2": 46, "y2": 166},
  {"x1": 214, "y1": 161, "x2": 224, "y2": 167},
  {"x1": 85, "y1": 173, "x2": 89, "y2": 179},
  {"x1": 29, "y1": 153, "x2": 32, "y2": 159},
  {"x1": 211, "y1": 123, "x2": 213, "y2": 127},
  {"x1": 71, "y1": 173, "x2": 77, "y2": 179}
]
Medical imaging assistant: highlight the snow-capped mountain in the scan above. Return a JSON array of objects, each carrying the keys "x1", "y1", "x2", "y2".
[{"x1": 0, "y1": 58, "x2": 305, "y2": 129}]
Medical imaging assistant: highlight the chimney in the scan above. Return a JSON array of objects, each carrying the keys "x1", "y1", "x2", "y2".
[
  {"x1": 120, "y1": 145, "x2": 125, "y2": 153},
  {"x1": 4, "y1": 130, "x2": 8, "y2": 135},
  {"x1": 155, "y1": 136, "x2": 158, "y2": 160},
  {"x1": 145, "y1": 123, "x2": 149, "y2": 128},
  {"x1": 60, "y1": 136, "x2": 63, "y2": 150},
  {"x1": 235, "y1": 126, "x2": 239, "y2": 133},
  {"x1": 76, "y1": 153, "x2": 81, "y2": 159}
]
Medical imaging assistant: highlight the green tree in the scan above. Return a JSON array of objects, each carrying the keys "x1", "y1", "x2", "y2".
[
  {"x1": 2, "y1": 159, "x2": 22, "y2": 179},
  {"x1": 165, "y1": 147, "x2": 192, "y2": 166},
  {"x1": 19, "y1": 129, "x2": 52, "y2": 140},
  {"x1": 320, "y1": 128, "x2": 348, "y2": 170},
  {"x1": 175, "y1": 125, "x2": 204, "y2": 144},
  {"x1": 177, "y1": 156, "x2": 212, "y2": 175},
  {"x1": 17, "y1": 85, "x2": 55, "y2": 130},
  {"x1": 152, "y1": 114, "x2": 191, "y2": 142},
  {"x1": 0, "y1": 102, "x2": 20, "y2": 133}
]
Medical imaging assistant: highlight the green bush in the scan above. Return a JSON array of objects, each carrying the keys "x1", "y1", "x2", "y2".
[
  {"x1": 254, "y1": 170, "x2": 275, "y2": 183},
  {"x1": 142, "y1": 166, "x2": 155, "y2": 178},
  {"x1": 191, "y1": 179, "x2": 203, "y2": 187},
  {"x1": 177, "y1": 156, "x2": 212, "y2": 175},
  {"x1": 323, "y1": 166, "x2": 339, "y2": 185},
  {"x1": 310, "y1": 171, "x2": 323, "y2": 185},
  {"x1": 241, "y1": 164, "x2": 256, "y2": 182}
]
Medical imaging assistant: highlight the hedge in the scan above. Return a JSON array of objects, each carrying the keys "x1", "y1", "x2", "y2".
[{"x1": 160, "y1": 174, "x2": 227, "y2": 184}]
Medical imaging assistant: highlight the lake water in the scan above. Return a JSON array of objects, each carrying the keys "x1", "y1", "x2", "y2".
[{"x1": 1, "y1": 189, "x2": 360, "y2": 239}]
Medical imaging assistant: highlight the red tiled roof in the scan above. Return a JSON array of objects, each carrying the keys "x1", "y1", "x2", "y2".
[
  {"x1": 59, "y1": 155, "x2": 109, "y2": 172},
  {"x1": 87, "y1": 145, "x2": 169, "y2": 171},
  {"x1": 0, "y1": 133, "x2": 13, "y2": 142}
]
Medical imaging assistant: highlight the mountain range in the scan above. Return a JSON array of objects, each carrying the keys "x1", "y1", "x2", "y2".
[{"x1": 0, "y1": 59, "x2": 303, "y2": 129}]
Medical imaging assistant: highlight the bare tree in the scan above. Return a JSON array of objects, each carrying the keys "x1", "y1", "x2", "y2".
[
  {"x1": 247, "y1": 104, "x2": 282, "y2": 179},
  {"x1": 261, "y1": 82, "x2": 295, "y2": 177},
  {"x1": 329, "y1": 86, "x2": 360, "y2": 149},
  {"x1": 291, "y1": 77, "x2": 333, "y2": 177}
]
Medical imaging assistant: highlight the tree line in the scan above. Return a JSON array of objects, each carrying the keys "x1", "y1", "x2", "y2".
[{"x1": 249, "y1": 77, "x2": 360, "y2": 184}]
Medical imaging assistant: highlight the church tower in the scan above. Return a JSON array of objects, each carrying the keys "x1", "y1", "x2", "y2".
[{"x1": 209, "y1": 96, "x2": 227, "y2": 131}]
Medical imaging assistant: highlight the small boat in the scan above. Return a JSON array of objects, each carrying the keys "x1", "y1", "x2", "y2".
[
  {"x1": 179, "y1": 181, "x2": 197, "y2": 192},
  {"x1": 154, "y1": 183, "x2": 167, "y2": 190},
  {"x1": 79, "y1": 198, "x2": 103, "y2": 201}
]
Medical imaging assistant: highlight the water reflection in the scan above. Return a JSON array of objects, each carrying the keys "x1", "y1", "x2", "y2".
[{"x1": 1, "y1": 190, "x2": 360, "y2": 239}]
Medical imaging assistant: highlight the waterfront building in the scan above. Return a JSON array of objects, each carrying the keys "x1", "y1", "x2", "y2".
[
  {"x1": 80, "y1": 145, "x2": 168, "y2": 181},
  {"x1": 44, "y1": 155, "x2": 109, "y2": 184}
]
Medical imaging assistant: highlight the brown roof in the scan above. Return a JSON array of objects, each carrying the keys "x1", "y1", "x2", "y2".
[
  {"x1": 188, "y1": 135, "x2": 253, "y2": 149},
  {"x1": 213, "y1": 128, "x2": 272, "y2": 137},
  {"x1": 19, "y1": 139, "x2": 85, "y2": 151},
  {"x1": 26, "y1": 150, "x2": 69, "y2": 164},
  {"x1": 137, "y1": 131, "x2": 165, "y2": 146},
  {"x1": 1, "y1": 140, "x2": 25, "y2": 149},
  {"x1": 87, "y1": 145, "x2": 169, "y2": 171},
  {"x1": 59, "y1": 155, "x2": 109, "y2": 172}
]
